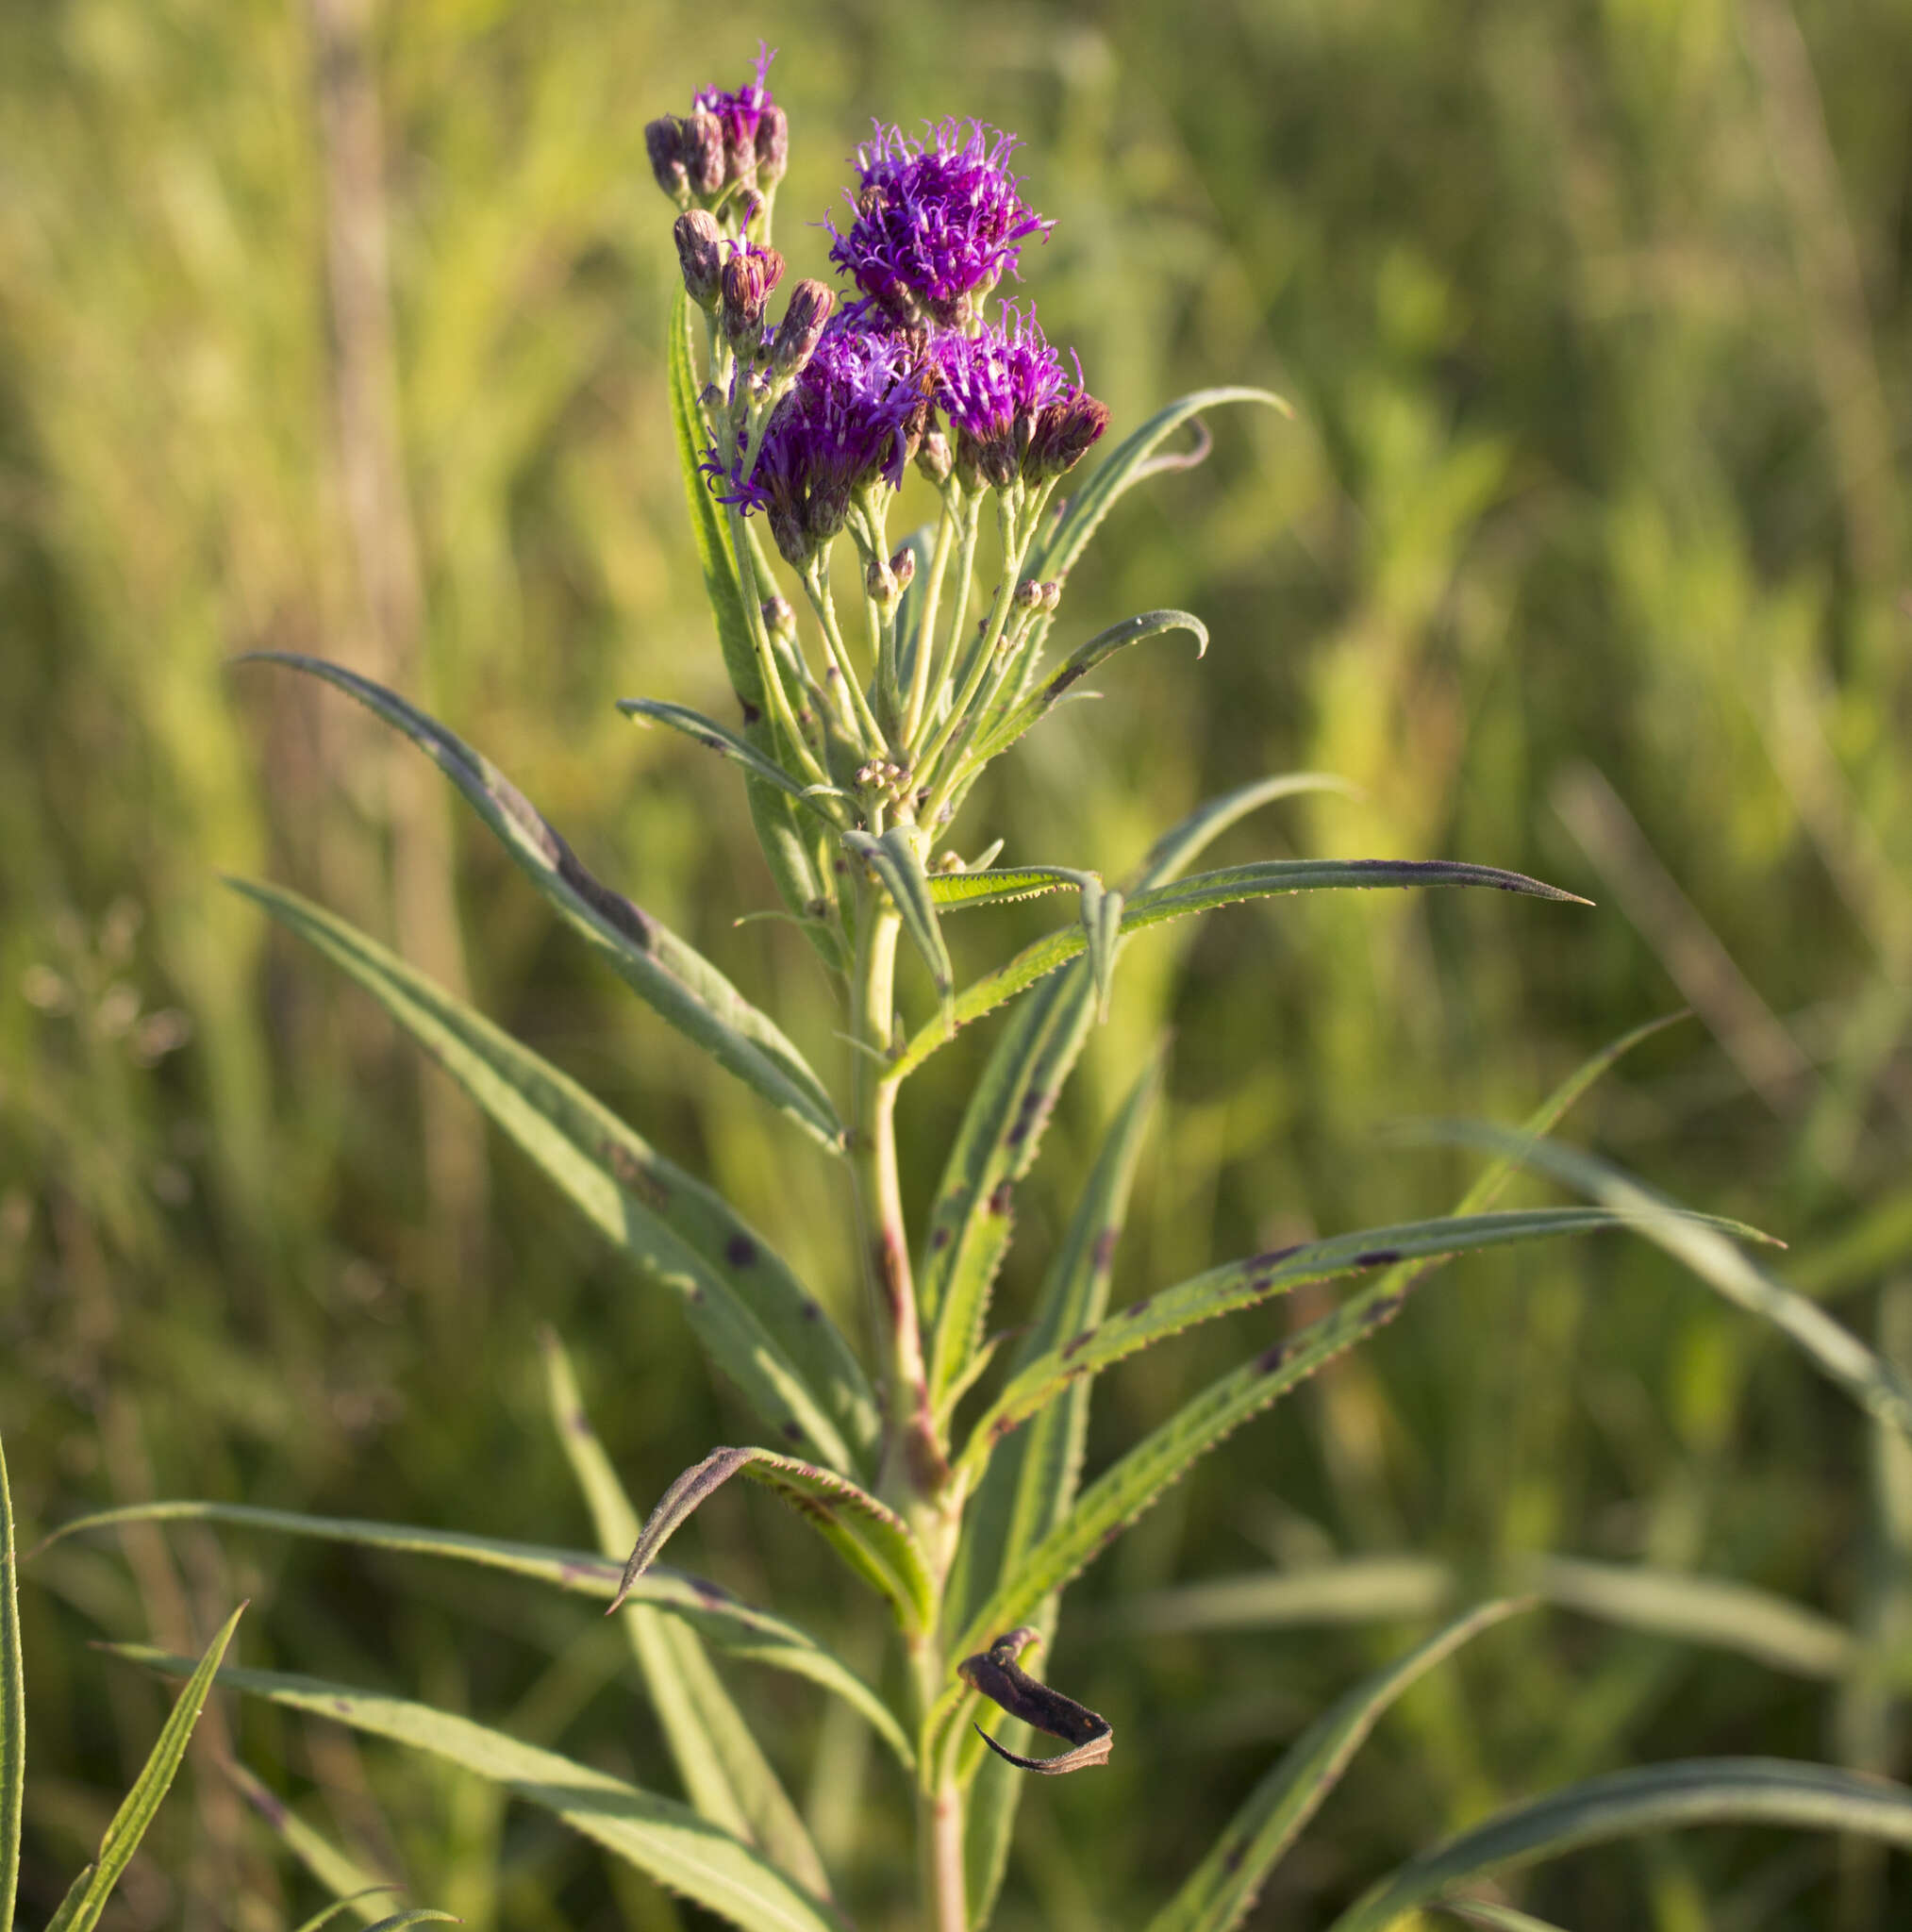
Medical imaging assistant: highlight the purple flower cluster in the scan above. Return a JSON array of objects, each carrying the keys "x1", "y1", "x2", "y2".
[
  {"x1": 647, "y1": 45, "x2": 789, "y2": 207},
  {"x1": 709, "y1": 315, "x2": 934, "y2": 565},
  {"x1": 827, "y1": 121, "x2": 1054, "y2": 328},
  {"x1": 934, "y1": 303, "x2": 1078, "y2": 486},
  {"x1": 692, "y1": 46, "x2": 786, "y2": 188}
]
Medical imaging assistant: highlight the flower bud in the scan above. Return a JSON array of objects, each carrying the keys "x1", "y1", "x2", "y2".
[
  {"x1": 720, "y1": 244, "x2": 785, "y2": 347},
  {"x1": 682, "y1": 109, "x2": 726, "y2": 197},
  {"x1": 756, "y1": 105, "x2": 790, "y2": 191},
  {"x1": 733, "y1": 188, "x2": 767, "y2": 235},
  {"x1": 645, "y1": 118, "x2": 689, "y2": 206},
  {"x1": 915, "y1": 429, "x2": 953, "y2": 486},
  {"x1": 1013, "y1": 576, "x2": 1043, "y2": 610},
  {"x1": 1026, "y1": 391, "x2": 1111, "y2": 481},
  {"x1": 762, "y1": 594, "x2": 796, "y2": 643},
  {"x1": 889, "y1": 546, "x2": 917, "y2": 593},
  {"x1": 1040, "y1": 579, "x2": 1062, "y2": 612},
  {"x1": 770, "y1": 279, "x2": 834, "y2": 378},
  {"x1": 673, "y1": 210, "x2": 724, "y2": 310}
]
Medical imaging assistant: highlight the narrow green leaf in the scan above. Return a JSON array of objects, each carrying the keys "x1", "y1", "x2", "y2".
[
  {"x1": 1122, "y1": 774, "x2": 1363, "y2": 891},
  {"x1": 224, "y1": 1760, "x2": 396, "y2": 1927},
  {"x1": 242, "y1": 653, "x2": 845, "y2": 1150},
  {"x1": 954, "y1": 1206, "x2": 1761, "y2": 1490},
  {"x1": 925, "y1": 867, "x2": 1083, "y2": 910},
  {"x1": 231, "y1": 880, "x2": 873, "y2": 1470},
  {"x1": 1326, "y1": 1759, "x2": 1912, "y2": 1932},
  {"x1": 35, "y1": 1498, "x2": 909, "y2": 1768},
  {"x1": 113, "y1": 1650, "x2": 847, "y2": 1932},
  {"x1": 930, "y1": 1282, "x2": 1412, "y2": 1772},
  {"x1": 47, "y1": 1604, "x2": 245, "y2": 1932},
  {"x1": 541, "y1": 1331, "x2": 835, "y2": 1896},
  {"x1": 289, "y1": 1890, "x2": 404, "y2": 1932},
  {"x1": 612, "y1": 1447, "x2": 935, "y2": 1637},
  {"x1": 957, "y1": 1057, "x2": 1164, "y2": 1921},
  {"x1": 0, "y1": 1434, "x2": 23, "y2": 1932},
  {"x1": 1142, "y1": 1600, "x2": 1531, "y2": 1932},
  {"x1": 620, "y1": 701, "x2": 847, "y2": 822},
  {"x1": 843, "y1": 827, "x2": 954, "y2": 1034},
  {"x1": 668, "y1": 287, "x2": 840, "y2": 959},
  {"x1": 1028, "y1": 388, "x2": 1294, "y2": 588},
  {"x1": 889, "y1": 856, "x2": 1587, "y2": 1083},
  {"x1": 972, "y1": 610, "x2": 1208, "y2": 764},
  {"x1": 1438, "y1": 1904, "x2": 1574, "y2": 1932},
  {"x1": 1079, "y1": 878, "x2": 1122, "y2": 1023},
  {"x1": 362, "y1": 1914, "x2": 460, "y2": 1932},
  {"x1": 1422, "y1": 1126, "x2": 1912, "y2": 1445}
]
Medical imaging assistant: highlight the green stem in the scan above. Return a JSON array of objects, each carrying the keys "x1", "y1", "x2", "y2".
[
  {"x1": 726, "y1": 504, "x2": 832, "y2": 791},
  {"x1": 908, "y1": 490, "x2": 985, "y2": 766},
  {"x1": 804, "y1": 561, "x2": 888, "y2": 758},
  {"x1": 903, "y1": 493, "x2": 960, "y2": 744}
]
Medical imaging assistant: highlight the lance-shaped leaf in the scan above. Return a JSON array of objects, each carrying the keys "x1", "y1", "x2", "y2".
[
  {"x1": 1438, "y1": 1905, "x2": 1572, "y2": 1932},
  {"x1": 1029, "y1": 388, "x2": 1293, "y2": 588},
  {"x1": 44, "y1": 1604, "x2": 245, "y2": 1932},
  {"x1": 669, "y1": 288, "x2": 840, "y2": 960},
  {"x1": 360, "y1": 1916, "x2": 457, "y2": 1932},
  {"x1": 232, "y1": 881, "x2": 873, "y2": 1471},
  {"x1": 926, "y1": 867, "x2": 1083, "y2": 910},
  {"x1": 243, "y1": 652, "x2": 844, "y2": 1150},
  {"x1": 955, "y1": 1057, "x2": 1162, "y2": 1918},
  {"x1": 971, "y1": 610, "x2": 1208, "y2": 765},
  {"x1": 1, "y1": 1436, "x2": 23, "y2": 1932},
  {"x1": 222, "y1": 1759, "x2": 397, "y2": 1927},
  {"x1": 919, "y1": 966, "x2": 1099, "y2": 1398},
  {"x1": 541, "y1": 1333, "x2": 832, "y2": 1895},
  {"x1": 291, "y1": 1892, "x2": 404, "y2": 1932},
  {"x1": 928, "y1": 1278, "x2": 1417, "y2": 1773},
  {"x1": 619, "y1": 700, "x2": 848, "y2": 823},
  {"x1": 1143, "y1": 1599, "x2": 1531, "y2": 1932},
  {"x1": 612, "y1": 1448, "x2": 935, "y2": 1637},
  {"x1": 889, "y1": 857, "x2": 1587, "y2": 1083},
  {"x1": 1421, "y1": 1125, "x2": 1912, "y2": 1445},
  {"x1": 1326, "y1": 1759, "x2": 1912, "y2": 1932},
  {"x1": 113, "y1": 1649, "x2": 847, "y2": 1932},
  {"x1": 843, "y1": 827, "x2": 954, "y2": 1036},
  {"x1": 953, "y1": 1204, "x2": 1767, "y2": 1491},
  {"x1": 957, "y1": 1628, "x2": 1112, "y2": 1775},
  {"x1": 34, "y1": 1498, "x2": 909, "y2": 1769}
]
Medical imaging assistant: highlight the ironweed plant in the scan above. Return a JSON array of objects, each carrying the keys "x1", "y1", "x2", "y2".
[{"x1": 21, "y1": 49, "x2": 1912, "y2": 1932}]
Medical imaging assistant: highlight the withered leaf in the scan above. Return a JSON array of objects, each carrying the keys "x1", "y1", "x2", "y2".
[{"x1": 956, "y1": 1626, "x2": 1113, "y2": 1775}]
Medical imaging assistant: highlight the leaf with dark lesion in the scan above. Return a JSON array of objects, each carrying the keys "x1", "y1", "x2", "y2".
[{"x1": 956, "y1": 1628, "x2": 1112, "y2": 1775}]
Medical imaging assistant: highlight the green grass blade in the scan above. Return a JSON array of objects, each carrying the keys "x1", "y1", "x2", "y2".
[
  {"x1": 35, "y1": 1500, "x2": 908, "y2": 1764},
  {"x1": 611, "y1": 1448, "x2": 935, "y2": 1637},
  {"x1": 618, "y1": 701, "x2": 847, "y2": 822},
  {"x1": 224, "y1": 1759, "x2": 397, "y2": 1927},
  {"x1": 666, "y1": 287, "x2": 839, "y2": 961},
  {"x1": 1121, "y1": 774, "x2": 1362, "y2": 893},
  {"x1": 0, "y1": 1435, "x2": 23, "y2": 1932},
  {"x1": 889, "y1": 856, "x2": 1585, "y2": 1083},
  {"x1": 1437, "y1": 1904, "x2": 1574, "y2": 1932},
  {"x1": 541, "y1": 1332, "x2": 835, "y2": 1895},
  {"x1": 973, "y1": 610, "x2": 1208, "y2": 763},
  {"x1": 361, "y1": 1914, "x2": 459, "y2": 1932},
  {"x1": 843, "y1": 828, "x2": 954, "y2": 1036},
  {"x1": 47, "y1": 1603, "x2": 245, "y2": 1932},
  {"x1": 954, "y1": 1206, "x2": 1761, "y2": 1489},
  {"x1": 956, "y1": 1056, "x2": 1164, "y2": 1922},
  {"x1": 1142, "y1": 1599, "x2": 1531, "y2": 1932},
  {"x1": 1028, "y1": 387, "x2": 1294, "y2": 587},
  {"x1": 241, "y1": 653, "x2": 844, "y2": 1149},
  {"x1": 1325, "y1": 1759, "x2": 1912, "y2": 1932},
  {"x1": 110, "y1": 1650, "x2": 847, "y2": 1932},
  {"x1": 1423, "y1": 1126, "x2": 1912, "y2": 1444},
  {"x1": 231, "y1": 879, "x2": 873, "y2": 1470},
  {"x1": 919, "y1": 964, "x2": 1099, "y2": 1398},
  {"x1": 926, "y1": 867, "x2": 1084, "y2": 910},
  {"x1": 931, "y1": 1281, "x2": 1414, "y2": 1770}
]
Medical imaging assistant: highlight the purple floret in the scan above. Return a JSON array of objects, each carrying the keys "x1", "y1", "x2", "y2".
[
  {"x1": 707, "y1": 313, "x2": 933, "y2": 564},
  {"x1": 827, "y1": 120, "x2": 1054, "y2": 327},
  {"x1": 693, "y1": 44, "x2": 776, "y2": 161},
  {"x1": 933, "y1": 303, "x2": 1072, "y2": 480}
]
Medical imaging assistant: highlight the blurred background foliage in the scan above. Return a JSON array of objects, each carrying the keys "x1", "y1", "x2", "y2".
[{"x1": 3, "y1": 0, "x2": 1911, "y2": 1925}]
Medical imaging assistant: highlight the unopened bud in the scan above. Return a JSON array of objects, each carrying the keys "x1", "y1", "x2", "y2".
[
  {"x1": 645, "y1": 118, "x2": 689, "y2": 206},
  {"x1": 1026, "y1": 391, "x2": 1111, "y2": 482},
  {"x1": 1040, "y1": 580, "x2": 1062, "y2": 612},
  {"x1": 673, "y1": 210, "x2": 724, "y2": 309},
  {"x1": 756, "y1": 106, "x2": 790, "y2": 191},
  {"x1": 864, "y1": 553, "x2": 895, "y2": 603},
  {"x1": 682, "y1": 110, "x2": 725, "y2": 197},
  {"x1": 720, "y1": 244, "x2": 785, "y2": 346},
  {"x1": 770, "y1": 279, "x2": 834, "y2": 378},
  {"x1": 889, "y1": 546, "x2": 917, "y2": 593},
  {"x1": 907, "y1": 433, "x2": 949, "y2": 491},
  {"x1": 732, "y1": 188, "x2": 767, "y2": 235},
  {"x1": 1013, "y1": 577, "x2": 1043, "y2": 611},
  {"x1": 762, "y1": 594, "x2": 796, "y2": 642}
]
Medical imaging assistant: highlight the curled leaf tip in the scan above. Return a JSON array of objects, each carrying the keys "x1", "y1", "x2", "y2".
[{"x1": 958, "y1": 1626, "x2": 1113, "y2": 1774}]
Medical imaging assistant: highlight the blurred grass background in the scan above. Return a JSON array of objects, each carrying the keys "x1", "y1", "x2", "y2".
[{"x1": 3, "y1": 0, "x2": 1911, "y2": 1926}]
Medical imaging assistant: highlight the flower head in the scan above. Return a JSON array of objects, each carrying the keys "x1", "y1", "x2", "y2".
[
  {"x1": 827, "y1": 120, "x2": 1053, "y2": 328},
  {"x1": 693, "y1": 44, "x2": 789, "y2": 192},
  {"x1": 932, "y1": 303, "x2": 1106, "y2": 486},
  {"x1": 708, "y1": 313, "x2": 934, "y2": 564}
]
